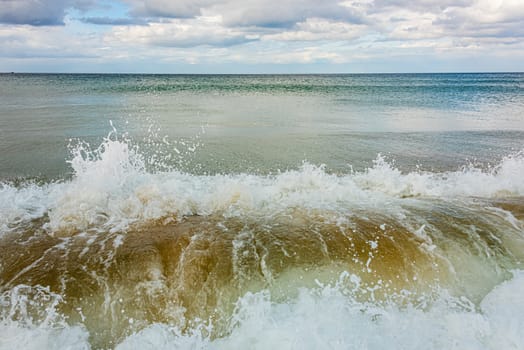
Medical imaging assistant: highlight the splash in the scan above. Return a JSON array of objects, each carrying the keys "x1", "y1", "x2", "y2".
[
  {"x1": 2, "y1": 134, "x2": 524, "y2": 235},
  {"x1": 0, "y1": 285, "x2": 90, "y2": 350},
  {"x1": 1, "y1": 131, "x2": 523, "y2": 348},
  {"x1": 353, "y1": 152, "x2": 524, "y2": 198},
  {"x1": 116, "y1": 270, "x2": 524, "y2": 350}
]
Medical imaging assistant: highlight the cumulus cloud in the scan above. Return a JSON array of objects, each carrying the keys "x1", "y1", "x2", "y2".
[
  {"x1": 207, "y1": 0, "x2": 366, "y2": 28},
  {"x1": 108, "y1": 16, "x2": 257, "y2": 48},
  {"x1": 259, "y1": 46, "x2": 347, "y2": 64},
  {"x1": 123, "y1": 0, "x2": 216, "y2": 18},
  {"x1": 264, "y1": 18, "x2": 365, "y2": 41},
  {"x1": 0, "y1": 0, "x2": 95, "y2": 26},
  {"x1": 97, "y1": 0, "x2": 524, "y2": 67},
  {"x1": 1, "y1": 0, "x2": 523, "y2": 71},
  {"x1": 116, "y1": 0, "x2": 524, "y2": 48},
  {"x1": 0, "y1": 25, "x2": 100, "y2": 58},
  {"x1": 370, "y1": 0, "x2": 474, "y2": 13},
  {"x1": 435, "y1": 0, "x2": 524, "y2": 38},
  {"x1": 122, "y1": 0, "x2": 366, "y2": 27},
  {"x1": 359, "y1": 0, "x2": 524, "y2": 44}
]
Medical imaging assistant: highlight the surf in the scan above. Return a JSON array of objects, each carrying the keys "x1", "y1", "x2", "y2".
[{"x1": 1, "y1": 132, "x2": 523, "y2": 349}]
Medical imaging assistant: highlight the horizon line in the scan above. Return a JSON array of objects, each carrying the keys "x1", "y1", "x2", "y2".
[{"x1": 1, "y1": 71, "x2": 523, "y2": 75}]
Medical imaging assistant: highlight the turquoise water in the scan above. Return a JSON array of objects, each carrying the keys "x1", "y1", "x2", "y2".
[{"x1": 1, "y1": 73, "x2": 524, "y2": 349}]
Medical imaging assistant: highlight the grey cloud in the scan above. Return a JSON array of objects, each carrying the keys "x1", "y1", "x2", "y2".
[
  {"x1": 124, "y1": 0, "x2": 216, "y2": 19},
  {"x1": 441, "y1": 21, "x2": 524, "y2": 39},
  {"x1": 214, "y1": 0, "x2": 366, "y2": 28},
  {"x1": 0, "y1": 0, "x2": 95, "y2": 26},
  {"x1": 368, "y1": 0, "x2": 524, "y2": 43},
  {"x1": 122, "y1": 0, "x2": 367, "y2": 28},
  {"x1": 110, "y1": 18, "x2": 260, "y2": 48},
  {"x1": 74, "y1": 0, "x2": 97, "y2": 12},
  {"x1": 371, "y1": 0, "x2": 474, "y2": 13},
  {"x1": 116, "y1": 0, "x2": 524, "y2": 49},
  {"x1": 0, "y1": 0, "x2": 68, "y2": 25},
  {"x1": 80, "y1": 17, "x2": 148, "y2": 26},
  {"x1": 433, "y1": 3, "x2": 524, "y2": 39},
  {"x1": 151, "y1": 35, "x2": 257, "y2": 48}
]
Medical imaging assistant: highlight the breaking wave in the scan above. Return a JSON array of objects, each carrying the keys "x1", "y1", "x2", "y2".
[
  {"x1": 1, "y1": 132, "x2": 523, "y2": 349},
  {"x1": 1, "y1": 133, "x2": 523, "y2": 236}
]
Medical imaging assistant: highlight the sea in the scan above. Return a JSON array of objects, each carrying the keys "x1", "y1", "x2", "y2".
[{"x1": 0, "y1": 73, "x2": 523, "y2": 349}]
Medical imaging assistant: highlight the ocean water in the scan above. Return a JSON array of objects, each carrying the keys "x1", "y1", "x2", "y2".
[{"x1": 0, "y1": 73, "x2": 524, "y2": 349}]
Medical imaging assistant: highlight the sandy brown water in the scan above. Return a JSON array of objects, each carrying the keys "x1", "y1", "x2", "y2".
[{"x1": 1, "y1": 197, "x2": 523, "y2": 348}]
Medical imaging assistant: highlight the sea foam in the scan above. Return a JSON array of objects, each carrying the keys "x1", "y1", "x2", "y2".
[
  {"x1": 115, "y1": 270, "x2": 524, "y2": 350},
  {"x1": 0, "y1": 285, "x2": 90, "y2": 350},
  {"x1": 1, "y1": 135, "x2": 523, "y2": 235}
]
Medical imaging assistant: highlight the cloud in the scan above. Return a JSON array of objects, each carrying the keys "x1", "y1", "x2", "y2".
[
  {"x1": 435, "y1": 0, "x2": 524, "y2": 38},
  {"x1": 107, "y1": 1, "x2": 370, "y2": 49},
  {"x1": 117, "y1": 0, "x2": 524, "y2": 47},
  {"x1": 108, "y1": 16, "x2": 258, "y2": 48},
  {"x1": 80, "y1": 16, "x2": 148, "y2": 26},
  {"x1": 264, "y1": 18, "x2": 365, "y2": 41},
  {"x1": 0, "y1": 0, "x2": 95, "y2": 26},
  {"x1": 250, "y1": 46, "x2": 348, "y2": 64},
  {"x1": 208, "y1": 0, "x2": 366, "y2": 28},
  {"x1": 123, "y1": 0, "x2": 216, "y2": 19},
  {"x1": 122, "y1": 0, "x2": 366, "y2": 27},
  {"x1": 1, "y1": 0, "x2": 524, "y2": 72},
  {"x1": 357, "y1": 0, "x2": 524, "y2": 45},
  {"x1": 0, "y1": 25, "x2": 100, "y2": 58},
  {"x1": 0, "y1": 0, "x2": 69, "y2": 25},
  {"x1": 370, "y1": 0, "x2": 474, "y2": 13},
  {"x1": 97, "y1": 0, "x2": 524, "y2": 67}
]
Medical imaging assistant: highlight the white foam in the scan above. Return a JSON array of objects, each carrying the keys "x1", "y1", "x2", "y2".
[
  {"x1": 479, "y1": 270, "x2": 524, "y2": 349},
  {"x1": 1, "y1": 136, "x2": 523, "y2": 235},
  {"x1": 352, "y1": 153, "x2": 524, "y2": 198},
  {"x1": 0, "y1": 182, "x2": 50, "y2": 234},
  {"x1": 0, "y1": 323, "x2": 90, "y2": 350},
  {"x1": 116, "y1": 270, "x2": 524, "y2": 350},
  {"x1": 0, "y1": 285, "x2": 90, "y2": 350}
]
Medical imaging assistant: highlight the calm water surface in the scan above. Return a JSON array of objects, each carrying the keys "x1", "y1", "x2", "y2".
[{"x1": 1, "y1": 73, "x2": 523, "y2": 178}]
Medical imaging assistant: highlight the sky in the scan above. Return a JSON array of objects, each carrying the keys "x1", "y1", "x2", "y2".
[{"x1": 0, "y1": 0, "x2": 523, "y2": 73}]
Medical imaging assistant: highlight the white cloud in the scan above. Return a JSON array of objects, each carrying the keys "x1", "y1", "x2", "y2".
[
  {"x1": 264, "y1": 18, "x2": 365, "y2": 41},
  {"x1": 108, "y1": 16, "x2": 256, "y2": 48},
  {"x1": 361, "y1": 0, "x2": 524, "y2": 48},
  {"x1": 0, "y1": 25, "x2": 102, "y2": 58},
  {"x1": 267, "y1": 47, "x2": 347, "y2": 64},
  {"x1": 436, "y1": 0, "x2": 524, "y2": 38}
]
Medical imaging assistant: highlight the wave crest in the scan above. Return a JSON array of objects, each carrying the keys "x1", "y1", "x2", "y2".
[{"x1": 0, "y1": 136, "x2": 523, "y2": 235}]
